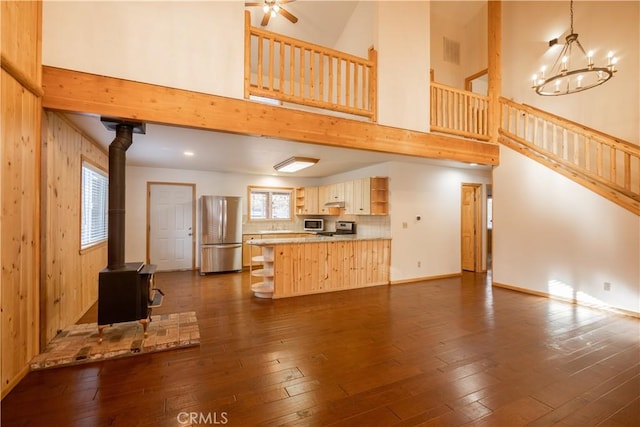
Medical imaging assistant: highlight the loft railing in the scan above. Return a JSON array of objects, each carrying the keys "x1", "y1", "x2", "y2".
[
  {"x1": 499, "y1": 97, "x2": 640, "y2": 214},
  {"x1": 244, "y1": 12, "x2": 377, "y2": 120},
  {"x1": 430, "y1": 82, "x2": 489, "y2": 141}
]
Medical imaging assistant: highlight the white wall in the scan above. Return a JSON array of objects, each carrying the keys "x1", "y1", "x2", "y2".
[
  {"x1": 375, "y1": 1, "x2": 431, "y2": 132},
  {"x1": 125, "y1": 166, "x2": 320, "y2": 266},
  {"x1": 502, "y1": 1, "x2": 639, "y2": 143},
  {"x1": 386, "y1": 161, "x2": 491, "y2": 282},
  {"x1": 493, "y1": 146, "x2": 640, "y2": 314},
  {"x1": 430, "y1": 1, "x2": 487, "y2": 88},
  {"x1": 43, "y1": 1, "x2": 245, "y2": 99}
]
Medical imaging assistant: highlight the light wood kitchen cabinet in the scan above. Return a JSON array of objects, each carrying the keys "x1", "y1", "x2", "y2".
[
  {"x1": 319, "y1": 183, "x2": 344, "y2": 215},
  {"x1": 242, "y1": 234, "x2": 262, "y2": 268},
  {"x1": 370, "y1": 177, "x2": 389, "y2": 215},
  {"x1": 295, "y1": 177, "x2": 388, "y2": 216},
  {"x1": 353, "y1": 177, "x2": 371, "y2": 215},
  {"x1": 295, "y1": 186, "x2": 319, "y2": 215}
]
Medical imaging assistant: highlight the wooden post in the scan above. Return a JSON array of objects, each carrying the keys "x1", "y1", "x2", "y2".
[
  {"x1": 368, "y1": 46, "x2": 377, "y2": 122},
  {"x1": 244, "y1": 11, "x2": 251, "y2": 99},
  {"x1": 488, "y1": 1, "x2": 502, "y2": 144}
]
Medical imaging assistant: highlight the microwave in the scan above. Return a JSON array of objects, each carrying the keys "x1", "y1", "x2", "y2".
[{"x1": 303, "y1": 218, "x2": 324, "y2": 231}]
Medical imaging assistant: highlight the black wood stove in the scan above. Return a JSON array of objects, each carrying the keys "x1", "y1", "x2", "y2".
[{"x1": 97, "y1": 119, "x2": 163, "y2": 343}]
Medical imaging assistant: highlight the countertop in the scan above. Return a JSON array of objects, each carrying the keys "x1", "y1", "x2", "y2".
[
  {"x1": 247, "y1": 235, "x2": 391, "y2": 245},
  {"x1": 243, "y1": 230, "x2": 312, "y2": 235}
]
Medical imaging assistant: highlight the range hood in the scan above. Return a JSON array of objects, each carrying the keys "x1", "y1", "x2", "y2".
[{"x1": 324, "y1": 201, "x2": 345, "y2": 208}]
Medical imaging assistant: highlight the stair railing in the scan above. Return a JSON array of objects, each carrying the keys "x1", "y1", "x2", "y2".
[{"x1": 500, "y1": 97, "x2": 640, "y2": 213}]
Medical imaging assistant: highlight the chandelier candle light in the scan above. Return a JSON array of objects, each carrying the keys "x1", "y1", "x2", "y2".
[{"x1": 531, "y1": 0, "x2": 618, "y2": 96}]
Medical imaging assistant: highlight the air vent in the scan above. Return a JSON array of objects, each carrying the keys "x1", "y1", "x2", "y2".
[{"x1": 443, "y1": 37, "x2": 460, "y2": 65}]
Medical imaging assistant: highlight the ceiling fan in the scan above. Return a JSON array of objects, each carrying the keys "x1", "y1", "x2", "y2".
[{"x1": 245, "y1": 0, "x2": 299, "y2": 27}]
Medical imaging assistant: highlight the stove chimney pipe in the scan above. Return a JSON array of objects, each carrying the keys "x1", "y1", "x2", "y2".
[{"x1": 101, "y1": 118, "x2": 145, "y2": 270}]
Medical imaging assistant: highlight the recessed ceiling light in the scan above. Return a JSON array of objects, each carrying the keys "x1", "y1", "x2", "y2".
[{"x1": 184, "y1": 151, "x2": 195, "y2": 157}]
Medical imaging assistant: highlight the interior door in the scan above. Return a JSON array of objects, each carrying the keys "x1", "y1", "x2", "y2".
[
  {"x1": 461, "y1": 183, "x2": 482, "y2": 272},
  {"x1": 148, "y1": 183, "x2": 195, "y2": 271}
]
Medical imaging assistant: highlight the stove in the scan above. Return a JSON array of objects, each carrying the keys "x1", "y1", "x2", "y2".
[{"x1": 316, "y1": 221, "x2": 356, "y2": 236}]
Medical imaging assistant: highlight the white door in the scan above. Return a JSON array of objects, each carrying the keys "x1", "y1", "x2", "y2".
[{"x1": 149, "y1": 184, "x2": 194, "y2": 271}]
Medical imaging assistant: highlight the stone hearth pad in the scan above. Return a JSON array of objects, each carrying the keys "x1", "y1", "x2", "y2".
[{"x1": 30, "y1": 312, "x2": 199, "y2": 370}]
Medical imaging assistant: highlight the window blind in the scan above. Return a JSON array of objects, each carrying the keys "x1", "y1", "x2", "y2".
[{"x1": 81, "y1": 162, "x2": 108, "y2": 249}]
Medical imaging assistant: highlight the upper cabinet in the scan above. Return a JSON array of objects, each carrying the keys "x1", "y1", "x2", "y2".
[
  {"x1": 297, "y1": 177, "x2": 388, "y2": 216},
  {"x1": 370, "y1": 177, "x2": 389, "y2": 215},
  {"x1": 295, "y1": 186, "x2": 319, "y2": 215}
]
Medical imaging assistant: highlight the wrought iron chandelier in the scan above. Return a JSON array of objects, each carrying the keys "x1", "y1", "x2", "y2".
[{"x1": 531, "y1": 0, "x2": 617, "y2": 96}]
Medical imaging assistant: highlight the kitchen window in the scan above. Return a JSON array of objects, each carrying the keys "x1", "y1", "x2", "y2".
[
  {"x1": 81, "y1": 160, "x2": 108, "y2": 249},
  {"x1": 248, "y1": 186, "x2": 293, "y2": 221}
]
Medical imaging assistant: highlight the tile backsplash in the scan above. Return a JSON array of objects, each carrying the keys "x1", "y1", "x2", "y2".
[{"x1": 242, "y1": 214, "x2": 390, "y2": 237}]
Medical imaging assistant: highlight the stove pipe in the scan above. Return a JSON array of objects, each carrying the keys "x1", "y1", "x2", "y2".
[{"x1": 107, "y1": 124, "x2": 133, "y2": 269}]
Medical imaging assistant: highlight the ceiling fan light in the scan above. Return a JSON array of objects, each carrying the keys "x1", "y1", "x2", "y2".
[
  {"x1": 263, "y1": 4, "x2": 269, "y2": 13},
  {"x1": 274, "y1": 156, "x2": 319, "y2": 173}
]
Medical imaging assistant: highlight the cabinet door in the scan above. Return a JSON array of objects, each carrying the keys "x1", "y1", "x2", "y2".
[
  {"x1": 354, "y1": 178, "x2": 371, "y2": 215},
  {"x1": 343, "y1": 180, "x2": 355, "y2": 214},
  {"x1": 305, "y1": 186, "x2": 319, "y2": 215},
  {"x1": 318, "y1": 185, "x2": 330, "y2": 214}
]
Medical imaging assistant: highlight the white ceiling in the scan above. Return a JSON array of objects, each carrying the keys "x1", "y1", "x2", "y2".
[{"x1": 63, "y1": 1, "x2": 489, "y2": 178}]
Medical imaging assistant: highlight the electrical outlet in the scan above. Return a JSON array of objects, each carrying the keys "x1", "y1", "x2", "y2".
[
  {"x1": 417, "y1": 261, "x2": 421, "y2": 268},
  {"x1": 603, "y1": 282, "x2": 611, "y2": 291},
  {"x1": 402, "y1": 222, "x2": 408, "y2": 229}
]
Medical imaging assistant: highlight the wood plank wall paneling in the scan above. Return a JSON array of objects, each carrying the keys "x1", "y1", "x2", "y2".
[
  {"x1": 1, "y1": 72, "x2": 41, "y2": 398},
  {"x1": 1, "y1": 0, "x2": 42, "y2": 399},
  {"x1": 272, "y1": 239, "x2": 391, "y2": 298},
  {"x1": 41, "y1": 111, "x2": 108, "y2": 345},
  {"x1": 1, "y1": 1, "x2": 42, "y2": 89}
]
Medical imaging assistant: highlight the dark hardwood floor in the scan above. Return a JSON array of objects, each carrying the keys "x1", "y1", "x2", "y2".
[{"x1": 2, "y1": 271, "x2": 639, "y2": 426}]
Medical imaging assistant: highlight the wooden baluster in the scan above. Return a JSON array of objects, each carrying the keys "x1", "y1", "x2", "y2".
[
  {"x1": 328, "y1": 55, "x2": 333, "y2": 105},
  {"x1": 611, "y1": 147, "x2": 617, "y2": 184},
  {"x1": 319, "y1": 53, "x2": 325, "y2": 104},
  {"x1": 354, "y1": 62, "x2": 359, "y2": 110},
  {"x1": 257, "y1": 35, "x2": 264, "y2": 89},
  {"x1": 624, "y1": 152, "x2": 631, "y2": 190},
  {"x1": 309, "y1": 49, "x2": 315, "y2": 101},
  {"x1": 279, "y1": 41, "x2": 285, "y2": 94},
  {"x1": 290, "y1": 45, "x2": 295, "y2": 96},
  {"x1": 300, "y1": 47, "x2": 305, "y2": 100},
  {"x1": 346, "y1": 60, "x2": 351, "y2": 108},
  {"x1": 585, "y1": 137, "x2": 591, "y2": 173},
  {"x1": 596, "y1": 142, "x2": 603, "y2": 178},
  {"x1": 268, "y1": 37, "x2": 274, "y2": 92},
  {"x1": 337, "y1": 58, "x2": 342, "y2": 106}
]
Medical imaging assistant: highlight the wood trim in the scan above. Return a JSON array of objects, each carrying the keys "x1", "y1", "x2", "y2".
[
  {"x1": 146, "y1": 182, "x2": 197, "y2": 270},
  {"x1": 390, "y1": 272, "x2": 462, "y2": 285},
  {"x1": 41, "y1": 66, "x2": 500, "y2": 166},
  {"x1": 487, "y1": 1, "x2": 501, "y2": 144},
  {"x1": 0, "y1": 54, "x2": 43, "y2": 97},
  {"x1": 464, "y1": 68, "x2": 488, "y2": 92},
  {"x1": 493, "y1": 281, "x2": 640, "y2": 319}
]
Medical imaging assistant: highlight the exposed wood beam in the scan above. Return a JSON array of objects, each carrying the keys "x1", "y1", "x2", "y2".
[{"x1": 42, "y1": 66, "x2": 499, "y2": 166}]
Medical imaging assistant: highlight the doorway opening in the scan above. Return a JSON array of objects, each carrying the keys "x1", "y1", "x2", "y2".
[{"x1": 461, "y1": 183, "x2": 483, "y2": 272}]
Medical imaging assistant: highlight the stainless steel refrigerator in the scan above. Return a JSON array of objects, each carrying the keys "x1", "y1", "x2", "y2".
[{"x1": 199, "y1": 195, "x2": 242, "y2": 274}]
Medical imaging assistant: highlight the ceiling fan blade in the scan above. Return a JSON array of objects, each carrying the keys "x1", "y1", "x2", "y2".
[
  {"x1": 280, "y1": 0, "x2": 295, "y2": 4},
  {"x1": 279, "y1": 7, "x2": 298, "y2": 24},
  {"x1": 261, "y1": 12, "x2": 271, "y2": 27},
  {"x1": 244, "y1": 2, "x2": 263, "y2": 6}
]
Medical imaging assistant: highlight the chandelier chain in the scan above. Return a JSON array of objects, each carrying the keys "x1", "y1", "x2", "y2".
[{"x1": 570, "y1": 0, "x2": 574, "y2": 34}]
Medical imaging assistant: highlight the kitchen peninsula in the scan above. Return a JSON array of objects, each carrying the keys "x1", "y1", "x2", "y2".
[{"x1": 248, "y1": 235, "x2": 391, "y2": 299}]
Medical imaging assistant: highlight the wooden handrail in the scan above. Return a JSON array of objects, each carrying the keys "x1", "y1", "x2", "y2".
[
  {"x1": 244, "y1": 11, "x2": 377, "y2": 120},
  {"x1": 499, "y1": 97, "x2": 640, "y2": 213},
  {"x1": 430, "y1": 82, "x2": 490, "y2": 141}
]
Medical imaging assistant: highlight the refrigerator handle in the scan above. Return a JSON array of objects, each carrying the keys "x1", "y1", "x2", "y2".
[
  {"x1": 218, "y1": 198, "x2": 224, "y2": 242},
  {"x1": 222, "y1": 198, "x2": 227, "y2": 242}
]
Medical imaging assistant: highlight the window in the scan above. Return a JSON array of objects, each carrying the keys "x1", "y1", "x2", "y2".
[
  {"x1": 81, "y1": 161, "x2": 108, "y2": 249},
  {"x1": 248, "y1": 186, "x2": 293, "y2": 221}
]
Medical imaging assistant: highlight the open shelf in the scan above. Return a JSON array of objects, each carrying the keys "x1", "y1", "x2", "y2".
[{"x1": 249, "y1": 246, "x2": 275, "y2": 299}]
